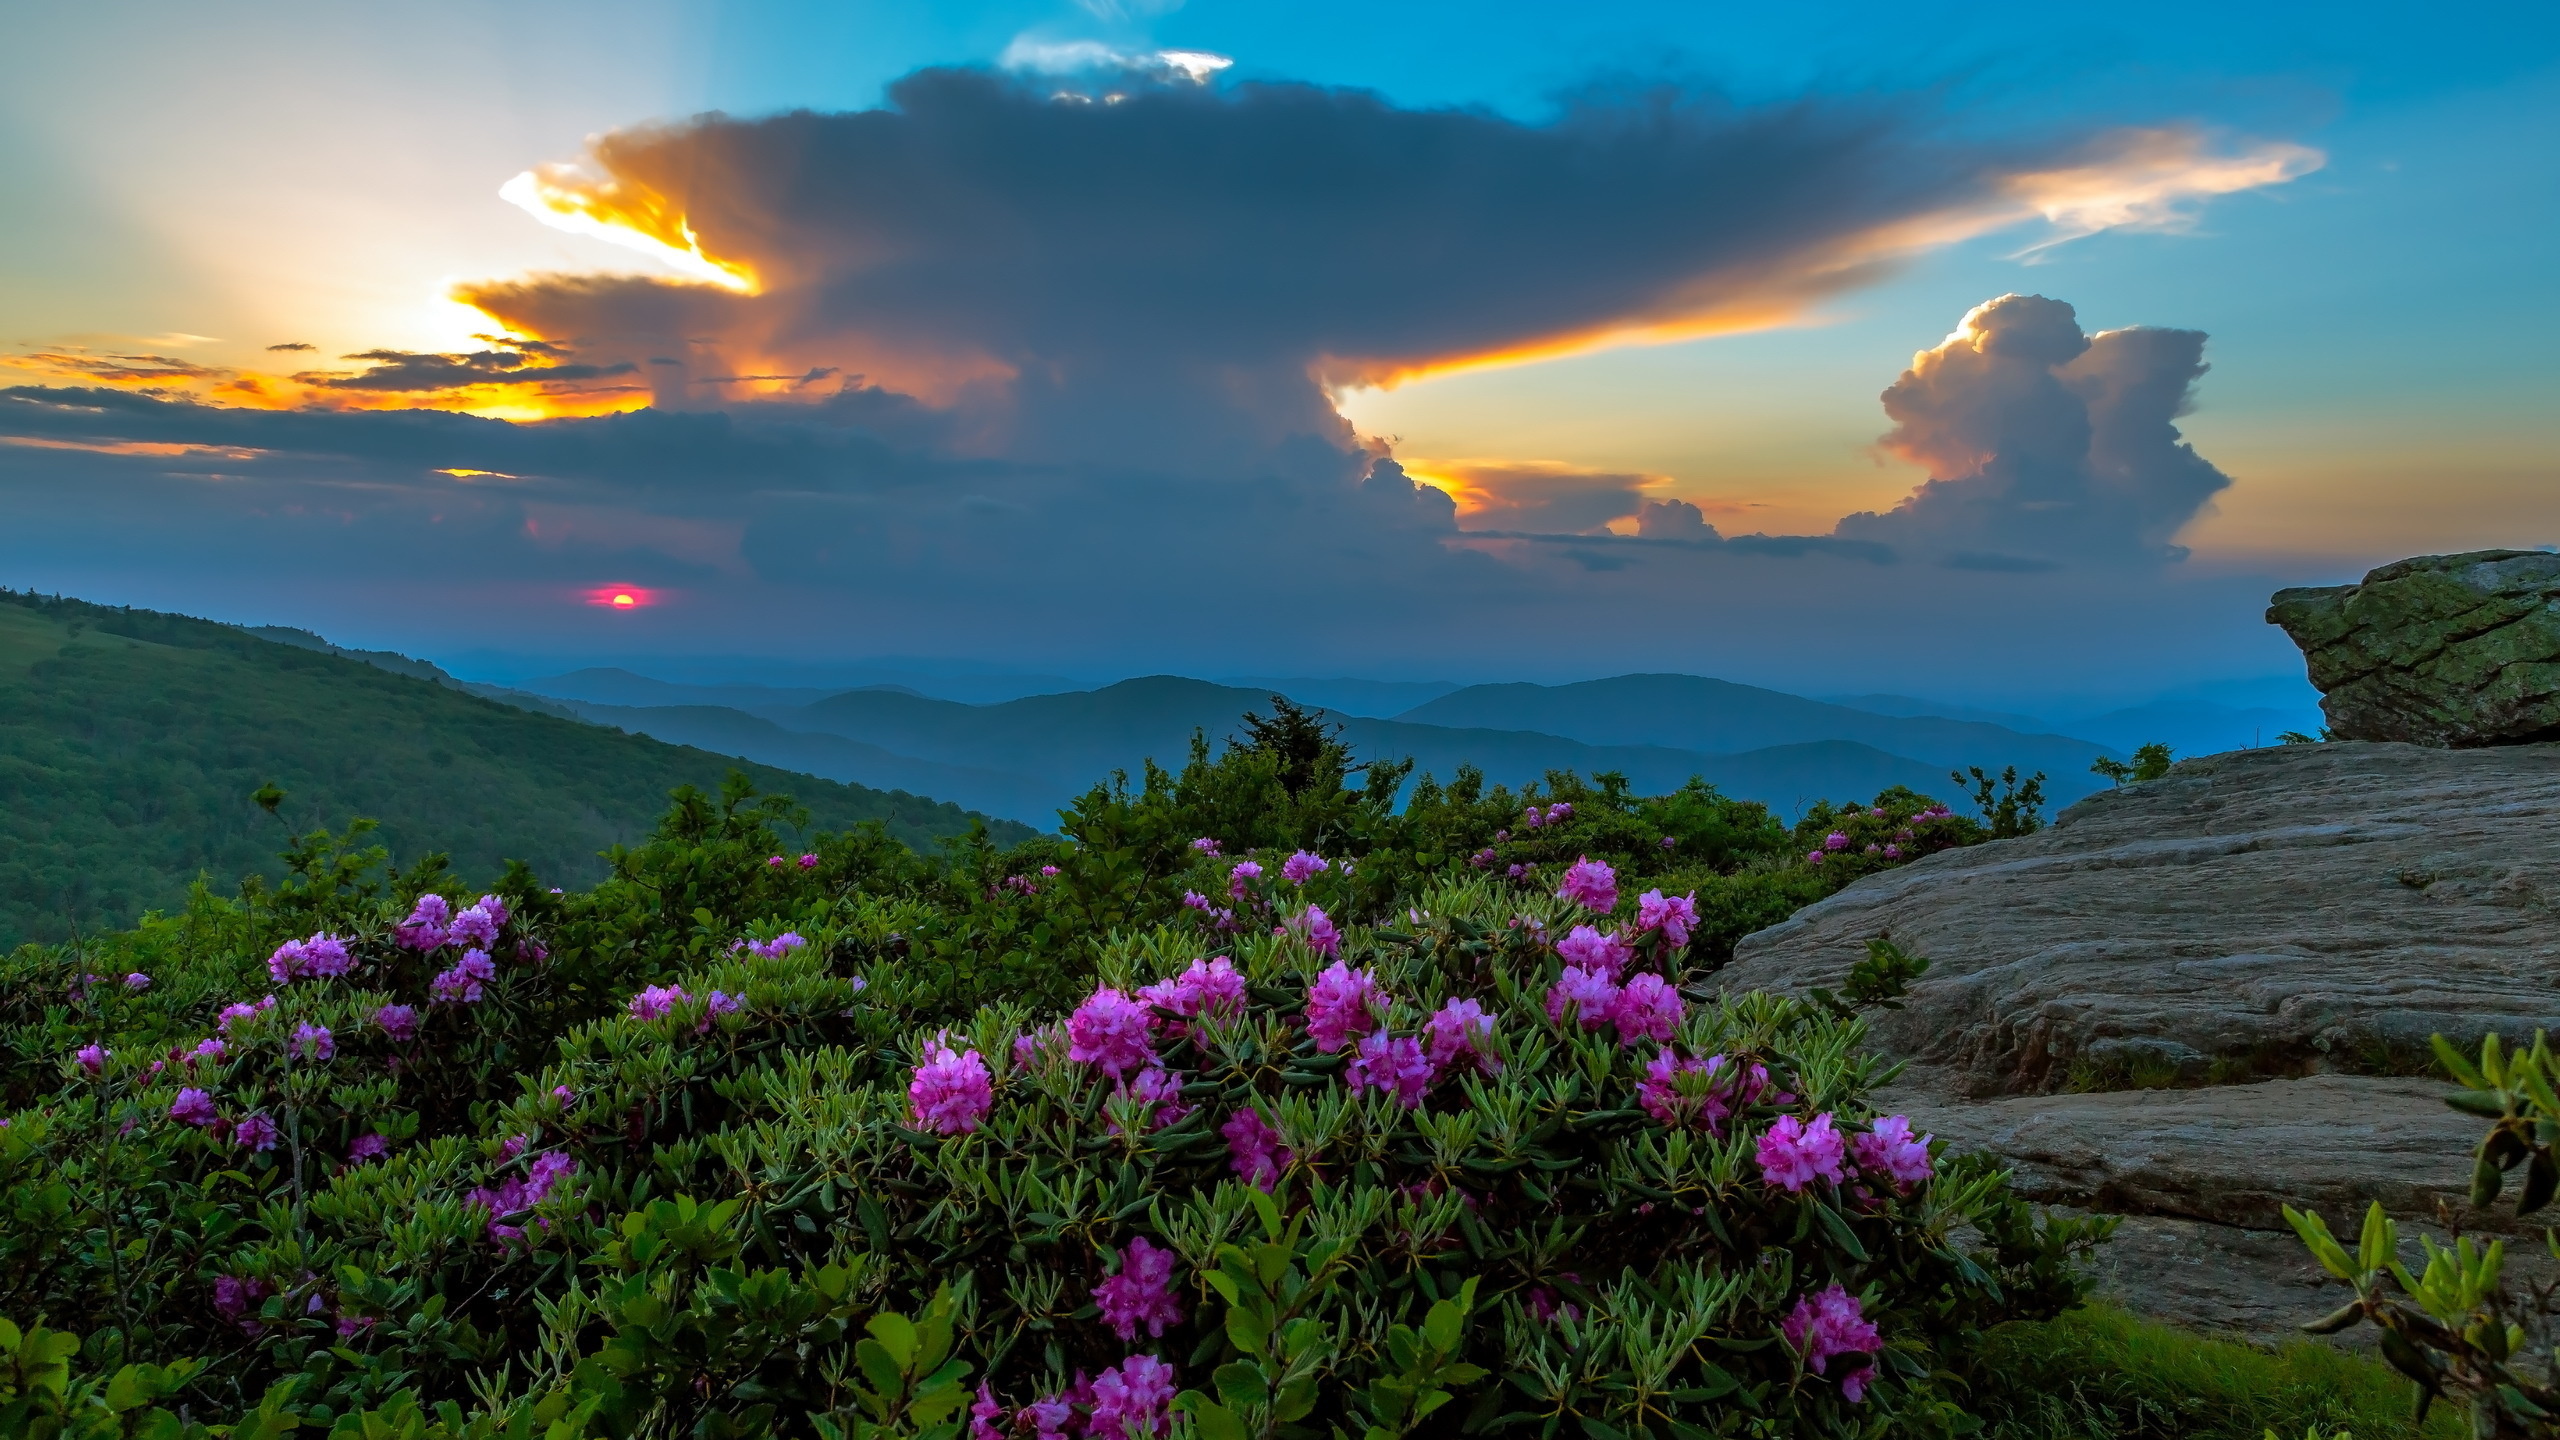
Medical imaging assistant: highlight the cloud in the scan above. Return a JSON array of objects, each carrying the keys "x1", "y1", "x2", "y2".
[
  {"x1": 297, "y1": 346, "x2": 641, "y2": 393},
  {"x1": 1413, "y1": 460, "x2": 1653, "y2": 535},
  {"x1": 469, "y1": 66, "x2": 2314, "y2": 478},
  {"x1": 1833, "y1": 293, "x2": 2233, "y2": 565},
  {"x1": 1635, "y1": 498, "x2": 1719, "y2": 542}
]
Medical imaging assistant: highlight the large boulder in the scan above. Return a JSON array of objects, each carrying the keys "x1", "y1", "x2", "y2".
[
  {"x1": 1719, "y1": 740, "x2": 2560, "y2": 1341},
  {"x1": 2270, "y1": 549, "x2": 2560, "y2": 746}
]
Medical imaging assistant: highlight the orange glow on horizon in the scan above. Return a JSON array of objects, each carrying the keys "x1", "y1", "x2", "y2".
[{"x1": 583, "y1": 584, "x2": 658, "y2": 610}]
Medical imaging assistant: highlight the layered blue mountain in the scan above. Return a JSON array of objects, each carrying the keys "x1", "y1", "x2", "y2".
[
  {"x1": 1395, "y1": 675, "x2": 2116, "y2": 787},
  {"x1": 539, "y1": 675, "x2": 2046, "y2": 830}
]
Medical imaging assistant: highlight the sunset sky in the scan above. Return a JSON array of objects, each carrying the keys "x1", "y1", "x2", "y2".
[{"x1": 3, "y1": 0, "x2": 2553, "y2": 703}]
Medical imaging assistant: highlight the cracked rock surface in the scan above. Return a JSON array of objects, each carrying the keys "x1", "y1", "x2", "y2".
[
  {"x1": 1719, "y1": 741, "x2": 2560, "y2": 1341},
  {"x1": 2270, "y1": 549, "x2": 2560, "y2": 746}
]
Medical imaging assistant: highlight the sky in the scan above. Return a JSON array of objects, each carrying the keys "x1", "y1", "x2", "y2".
[{"x1": 2, "y1": 0, "x2": 2554, "y2": 706}]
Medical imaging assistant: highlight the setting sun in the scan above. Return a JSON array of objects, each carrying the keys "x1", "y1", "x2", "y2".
[{"x1": 582, "y1": 584, "x2": 656, "y2": 609}]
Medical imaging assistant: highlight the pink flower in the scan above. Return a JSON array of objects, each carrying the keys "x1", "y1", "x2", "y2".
[
  {"x1": 75, "y1": 1043, "x2": 107, "y2": 1075},
  {"x1": 1609, "y1": 973, "x2": 1684, "y2": 1045},
  {"x1": 500, "y1": 1133, "x2": 531, "y2": 1160},
  {"x1": 170, "y1": 1087, "x2": 218, "y2": 1127},
  {"x1": 1014, "y1": 1022, "x2": 1066, "y2": 1071},
  {"x1": 1642, "y1": 1052, "x2": 1771, "y2": 1133},
  {"x1": 1293, "y1": 905, "x2": 1341, "y2": 958},
  {"x1": 468, "y1": 1152, "x2": 578, "y2": 1239},
  {"x1": 748, "y1": 932, "x2": 807, "y2": 959},
  {"x1": 266, "y1": 939, "x2": 305, "y2": 983},
  {"x1": 1555, "y1": 856, "x2": 1617, "y2": 913},
  {"x1": 1547, "y1": 802, "x2": 1573, "y2": 823},
  {"x1": 189, "y1": 1037, "x2": 227, "y2": 1065},
  {"x1": 627, "y1": 984, "x2": 690, "y2": 1021},
  {"x1": 1422, "y1": 997, "x2": 1500, "y2": 1077},
  {"x1": 235, "y1": 1112, "x2": 280, "y2": 1152},
  {"x1": 1839, "y1": 1362, "x2": 1876, "y2": 1403},
  {"x1": 1189, "y1": 836, "x2": 1222, "y2": 856},
  {"x1": 1114, "y1": 1063, "x2": 1191, "y2": 1131},
  {"x1": 1634, "y1": 890, "x2": 1699, "y2": 948},
  {"x1": 699, "y1": 991, "x2": 742, "y2": 1032},
  {"x1": 1554, "y1": 925, "x2": 1631, "y2": 981},
  {"x1": 291, "y1": 1023, "x2": 335, "y2": 1062},
  {"x1": 297, "y1": 933, "x2": 352, "y2": 979},
  {"x1": 448, "y1": 900, "x2": 504, "y2": 948},
  {"x1": 1757, "y1": 1112, "x2": 1848, "y2": 1192},
  {"x1": 1469, "y1": 848, "x2": 1496, "y2": 869},
  {"x1": 1088, "y1": 1355, "x2": 1175, "y2": 1440},
  {"x1": 798, "y1": 853, "x2": 820, "y2": 869},
  {"x1": 1227, "y1": 860, "x2": 1263, "y2": 900},
  {"x1": 216, "y1": 996, "x2": 274, "y2": 1034},
  {"x1": 910, "y1": 1037, "x2": 996, "y2": 1135},
  {"x1": 971, "y1": 1384, "x2": 1005, "y2": 1440},
  {"x1": 1545, "y1": 967, "x2": 1619, "y2": 1031},
  {"x1": 1822, "y1": 832, "x2": 1850, "y2": 852},
  {"x1": 1281, "y1": 850, "x2": 1329, "y2": 884},
  {"x1": 767, "y1": 855, "x2": 787, "y2": 867},
  {"x1": 373, "y1": 1004, "x2": 419, "y2": 1042},
  {"x1": 1068, "y1": 988, "x2": 1159, "y2": 1080},
  {"x1": 1347, "y1": 1031, "x2": 1433, "y2": 1108},
  {"x1": 1304, "y1": 962, "x2": 1385, "y2": 1053},
  {"x1": 431, "y1": 950, "x2": 498, "y2": 1004},
  {"x1": 1180, "y1": 890, "x2": 1212, "y2": 911},
  {"x1": 1093, "y1": 1235, "x2": 1185, "y2": 1341},
  {"x1": 347, "y1": 1133, "x2": 389, "y2": 1163},
  {"x1": 1783, "y1": 1282, "x2": 1881, "y2": 1385},
  {"x1": 1851, "y1": 1115, "x2": 1934, "y2": 1190},
  {"x1": 1224, "y1": 1106, "x2": 1291, "y2": 1190},
  {"x1": 1040, "y1": 864, "x2": 1061, "y2": 877},
  {"x1": 1137, "y1": 956, "x2": 1247, "y2": 1031},
  {"x1": 124, "y1": 972, "x2": 151, "y2": 990},
  {"x1": 395, "y1": 894, "x2": 452, "y2": 950},
  {"x1": 212, "y1": 1275, "x2": 274, "y2": 1333}
]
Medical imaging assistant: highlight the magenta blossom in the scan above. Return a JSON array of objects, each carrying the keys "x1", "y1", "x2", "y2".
[
  {"x1": 235, "y1": 1112, "x2": 280, "y2": 1153},
  {"x1": 627, "y1": 984, "x2": 690, "y2": 1021},
  {"x1": 1281, "y1": 850, "x2": 1329, "y2": 884},
  {"x1": 189, "y1": 1037, "x2": 227, "y2": 1065},
  {"x1": 747, "y1": 932, "x2": 807, "y2": 960},
  {"x1": 1089, "y1": 1355, "x2": 1175, "y2": 1440},
  {"x1": 212, "y1": 1275, "x2": 275, "y2": 1334},
  {"x1": 1226, "y1": 860, "x2": 1263, "y2": 901},
  {"x1": 909, "y1": 1036, "x2": 996, "y2": 1135},
  {"x1": 1545, "y1": 967, "x2": 1620, "y2": 1031},
  {"x1": 75, "y1": 1044, "x2": 107, "y2": 1075},
  {"x1": 291, "y1": 1023, "x2": 335, "y2": 1062},
  {"x1": 1137, "y1": 956, "x2": 1247, "y2": 1031},
  {"x1": 1640, "y1": 1052, "x2": 1773, "y2": 1134},
  {"x1": 1634, "y1": 890, "x2": 1699, "y2": 948},
  {"x1": 1608, "y1": 973, "x2": 1684, "y2": 1046},
  {"x1": 1783, "y1": 1283, "x2": 1882, "y2": 1393},
  {"x1": 1114, "y1": 1064, "x2": 1190, "y2": 1131},
  {"x1": 1757, "y1": 1112, "x2": 1849, "y2": 1192},
  {"x1": 971, "y1": 1384, "x2": 1004, "y2": 1440},
  {"x1": 395, "y1": 894, "x2": 452, "y2": 950},
  {"x1": 699, "y1": 991, "x2": 742, "y2": 1031},
  {"x1": 468, "y1": 1152, "x2": 577, "y2": 1241},
  {"x1": 1554, "y1": 925, "x2": 1631, "y2": 981},
  {"x1": 1304, "y1": 962, "x2": 1385, "y2": 1053},
  {"x1": 216, "y1": 996, "x2": 275, "y2": 1035},
  {"x1": 1189, "y1": 836, "x2": 1222, "y2": 856},
  {"x1": 124, "y1": 972, "x2": 151, "y2": 990},
  {"x1": 1294, "y1": 905, "x2": 1342, "y2": 958},
  {"x1": 347, "y1": 1133, "x2": 389, "y2": 1163},
  {"x1": 1067, "y1": 987, "x2": 1159, "y2": 1079},
  {"x1": 1347, "y1": 1031, "x2": 1433, "y2": 1108},
  {"x1": 170, "y1": 1087, "x2": 218, "y2": 1127},
  {"x1": 1852, "y1": 1115, "x2": 1935, "y2": 1189},
  {"x1": 373, "y1": 1004, "x2": 419, "y2": 1042},
  {"x1": 798, "y1": 853, "x2": 820, "y2": 868},
  {"x1": 1422, "y1": 997, "x2": 1500, "y2": 1077},
  {"x1": 1013, "y1": 1021, "x2": 1067, "y2": 1071},
  {"x1": 1823, "y1": 832, "x2": 1851, "y2": 852},
  {"x1": 430, "y1": 950, "x2": 498, "y2": 1005},
  {"x1": 1093, "y1": 1235, "x2": 1185, "y2": 1341},
  {"x1": 1224, "y1": 1106, "x2": 1291, "y2": 1190},
  {"x1": 1555, "y1": 856, "x2": 1618, "y2": 913},
  {"x1": 448, "y1": 900, "x2": 503, "y2": 948}
]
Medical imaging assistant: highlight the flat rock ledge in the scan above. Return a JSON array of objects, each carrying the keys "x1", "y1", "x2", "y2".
[{"x1": 1720, "y1": 741, "x2": 2560, "y2": 1344}]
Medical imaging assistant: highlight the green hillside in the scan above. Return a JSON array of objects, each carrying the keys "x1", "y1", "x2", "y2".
[{"x1": 0, "y1": 589, "x2": 1032, "y2": 946}]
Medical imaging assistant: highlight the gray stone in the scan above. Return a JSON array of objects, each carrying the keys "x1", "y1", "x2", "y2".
[
  {"x1": 2269, "y1": 549, "x2": 2560, "y2": 746},
  {"x1": 1721, "y1": 742, "x2": 2560, "y2": 1098},
  {"x1": 1720, "y1": 741, "x2": 2560, "y2": 1341}
]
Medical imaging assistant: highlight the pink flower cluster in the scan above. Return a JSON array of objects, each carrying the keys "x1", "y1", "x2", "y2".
[
  {"x1": 1136, "y1": 956, "x2": 1246, "y2": 1033},
  {"x1": 399, "y1": 894, "x2": 509, "y2": 951},
  {"x1": 1521, "y1": 801, "x2": 1573, "y2": 828},
  {"x1": 1290, "y1": 905, "x2": 1341, "y2": 958},
  {"x1": 1223, "y1": 1106, "x2": 1291, "y2": 1190},
  {"x1": 430, "y1": 949, "x2": 498, "y2": 1004},
  {"x1": 75, "y1": 1043, "x2": 107, "y2": 1075},
  {"x1": 1637, "y1": 1052, "x2": 1774, "y2": 1134},
  {"x1": 1068, "y1": 988, "x2": 1159, "y2": 1079},
  {"x1": 1633, "y1": 889, "x2": 1699, "y2": 948},
  {"x1": 291, "y1": 1022, "x2": 334, "y2": 1062},
  {"x1": 1346, "y1": 1032, "x2": 1433, "y2": 1107},
  {"x1": 467, "y1": 1151, "x2": 577, "y2": 1241},
  {"x1": 374, "y1": 1004, "x2": 420, "y2": 1042},
  {"x1": 1851, "y1": 1115, "x2": 1935, "y2": 1190},
  {"x1": 1226, "y1": 861, "x2": 1262, "y2": 901},
  {"x1": 1543, "y1": 930, "x2": 1684, "y2": 1046},
  {"x1": 1088, "y1": 1355, "x2": 1175, "y2": 1440},
  {"x1": 627, "y1": 984, "x2": 690, "y2": 1021},
  {"x1": 235, "y1": 1112, "x2": 279, "y2": 1152},
  {"x1": 217, "y1": 995, "x2": 275, "y2": 1034},
  {"x1": 1281, "y1": 850, "x2": 1329, "y2": 884},
  {"x1": 910, "y1": 1036, "x2": 995, "y2": 1135},
  {"x1": 1755, "y1": 1112, "x2": 1934, "y2": 1193},
  {"x1": 170, "y1": 1087, "x2": 218, "y2": 1127},
  {"x1": 1093, "y1": 1235, "x2": 1185, "y2": 1341},
  {"x1": 1422, "y1": 998, "x2": 1499, "y2": 1077},
  {"x1": 745, "y1": 931, "x2": 807, "y2": 960},
  {"x1": 267, "y1": 932, "x2": 352, "y2": 984},
  {"x1": 1188, "y1": 836, "x2": 1221, "y2": 856},
  {"x1": 1304, "y1": 962, "x2": 1384, "y2": 1052},
  {"x1": 1782, "y1": 1283, "x2": 1881, "y2": 1402},
  {"x1": 1555, "y1": 856, "x2": 1617, "y2": 912}
]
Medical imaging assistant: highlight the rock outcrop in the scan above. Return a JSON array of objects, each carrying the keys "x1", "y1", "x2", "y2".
[
  {"x1": 1720, "y1": 741, "x2": 2560, "y2": 1342},
  {"x1": 2270, "y1": 549, "x2": 2560, "y2": 746}
]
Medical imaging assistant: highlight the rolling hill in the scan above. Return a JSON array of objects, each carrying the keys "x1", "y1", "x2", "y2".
[
  {"x1": 553, "y1": 676, "x2": 1966, "y2": 826},
  {"x1": 0, "y1": 591, "x2": 1031, "y2": 947}
]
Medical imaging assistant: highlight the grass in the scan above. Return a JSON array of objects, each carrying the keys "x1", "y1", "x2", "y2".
[{"x1": 1971, "y1": 1302, "x2": 2464, "y2": 1439}]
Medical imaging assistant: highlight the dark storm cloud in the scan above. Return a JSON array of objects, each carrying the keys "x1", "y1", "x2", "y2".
[{"x1": 1833, "y1": 293, "x2": 2234, "y2": 565}]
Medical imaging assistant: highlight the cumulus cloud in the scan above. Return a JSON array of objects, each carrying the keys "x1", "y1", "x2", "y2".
[
  {"x1": 1635, "y1": 498, "x2": 1719, "y2": 542},
  {"x1": 477, "y1": 66, "x2": 2312, "y2": 478},
  {"x1": 1833, "y1": 293, "x2": 2233, "y2": 566}
]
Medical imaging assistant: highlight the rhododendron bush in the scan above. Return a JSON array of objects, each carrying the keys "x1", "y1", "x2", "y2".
[{"x1": 0, "y1": 739, "x2": 2095, "y2": 1437}]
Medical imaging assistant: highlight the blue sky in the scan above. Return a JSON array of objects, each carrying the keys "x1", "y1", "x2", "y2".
[{"x1": 1, "y1": 0, "x2": 2552, "y2": 704}]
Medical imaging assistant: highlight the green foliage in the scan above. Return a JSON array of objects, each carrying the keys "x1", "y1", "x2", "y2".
[
  {"x1": 1949, "y1": 766, "x2": 2048, "y2": 839},
  {"x1": 2283, "y1": 1030, "x2": 2560, "y2": 1435},
  {"x1": 0, "y1": 589, "x2": 1029, "y2": 948},
  {"x1": 2090, "y1": 744, "x2": 2176, "y2": 787}
]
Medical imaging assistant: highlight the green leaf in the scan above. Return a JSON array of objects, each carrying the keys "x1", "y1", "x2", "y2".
[
  {"x1": 2433, "y1": 1034, "x2": 2487, "y2": 1089},
  {"x1": 867, "y1": 1313, "x2": 920, "y2": 1370},
  {"x1": 1175, "y1": 1393, "x2": 1251, "y2": 1440},
  {"x1": 1213, "y1": 1362, "x2": 1270, "y2": 1410},
  {"x1": 1225, "y1": 1304, "x2": 1271, "y2": 1356},
  {"x1": 1811, "y1": 1202, "x2": 1870, "y2": 1262},
  {"x1": 855, "y1": 1338, "x2": 907, "y2": 1400}
]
